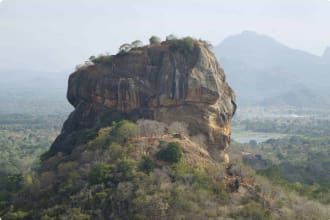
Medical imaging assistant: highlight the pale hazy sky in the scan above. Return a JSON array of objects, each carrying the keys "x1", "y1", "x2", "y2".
[{"x1": 0, "y1": 0, "x2": 330, "y2": 72}]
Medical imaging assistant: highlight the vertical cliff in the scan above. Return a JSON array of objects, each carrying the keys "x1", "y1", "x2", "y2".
[{"x1": 47, "y1": 39, "x2": 236, "y2": 161}]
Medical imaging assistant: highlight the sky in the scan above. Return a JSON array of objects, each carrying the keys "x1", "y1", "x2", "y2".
[{"x1": 0, "y1": 0, "x2": 330, "y2": 72}]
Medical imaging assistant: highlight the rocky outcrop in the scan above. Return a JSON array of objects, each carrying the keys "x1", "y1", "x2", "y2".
[{"x1": 48, "y1": 40, "x2": 236, "y2": 161}]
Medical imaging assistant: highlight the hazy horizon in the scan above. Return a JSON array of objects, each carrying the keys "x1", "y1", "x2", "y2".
[{"x1": 1, "y1": 0, "x2": 330, "y2": 72}]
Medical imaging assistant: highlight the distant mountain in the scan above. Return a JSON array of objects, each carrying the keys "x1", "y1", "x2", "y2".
[
  {"x1": 214, "y1": 31, "x2": 330, "y2": 108},
  {"x1": 260, "y1": 87, "x2": 329, "y2": 108}
]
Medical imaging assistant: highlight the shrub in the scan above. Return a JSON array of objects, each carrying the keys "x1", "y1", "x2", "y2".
[
  {"x1": 140, "y1": 156, "x2": 154, "y2": 173},
  {"x1": 192, "y1": 168, "x2": 212, "y2": 191},
  {"x1": 111, "y1": 120, "x2": 138, "y2": 143},
  {"x1": 59, "y1": 171, "x2": 79, "y2": 195},
  {"x1": 89, "y1": 55, "x2": 113, "y2": 65},
  {"x1": 108, "y1": 142, "x2": 125, "y2": 161},
  {"x1": 89, "y1": 162, "x2": 113, "y2": 185},
  {"x1": 111, "y1": 159, "x2": 137, "y2": 185},
  {"x1": 213, "y1": 182, "x2": 229, "y2": 202},
  {"x1": 149, "y1": 36, "x2": 161, "y2": 45},
  {"x1": 230, "y1": 200, "x2": 270, "y2": 220},
  {"x1": 166, "y1": 34, "x2": 177, "y2": 41},
  {"x1": 131, "y1": 40, "x2": 143, "y2": 48},
  {"x1": 168, "y1": 37, "x2": 195, "y2": 54},
  {"x1": 87, "y1": 127, "x2": 112, "y2": 149},
  {"x1": 119, "y1": 43, "x2": 133, "y2": 54},
  {"x1": 4, "y1": 210, "x2": 29, "y2": 220},
  {"x1": 156, "y1": 142, "x2": 182, "y2": 163},
  {"x1": 0, "y1": 173, "x2": 23, "y2": 192}
]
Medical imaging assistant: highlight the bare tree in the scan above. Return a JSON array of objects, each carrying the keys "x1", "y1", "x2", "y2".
[
  {"x1": 168, "y1": 121, "x2": 189, "y2": 136},
  {"x1": 137, "y1": 119, "x2": 166, "y2": 137},
  {"x1": 131, "y1": 40, "x2": 143, "y2": 48},
  {"x1": 119, "y1": 43, "x2": 133, "y2": 53}
]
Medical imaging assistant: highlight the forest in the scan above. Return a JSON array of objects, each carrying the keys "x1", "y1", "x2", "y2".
[
  {"x1": 231, "y1": 113, "x2": 330, "y2": 204},
  {"x1": 1, "y1": 110, "x2": 330, "y2": 219}
]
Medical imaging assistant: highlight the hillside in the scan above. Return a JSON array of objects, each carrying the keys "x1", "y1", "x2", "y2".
[
  {"x1": 1, "y1": 38, "x2": 330, "y2": 220},
  {"x1": 214, "y1": 31, "x2": 330, "y2": 107},
  {"x1": 3, "y1": 119, "x2": 329, "y2": 219},
  {"x1": 231, "y1": 115, "x2": 330, "y2": 205}
]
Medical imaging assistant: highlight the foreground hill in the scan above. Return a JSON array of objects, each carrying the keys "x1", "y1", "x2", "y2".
[
  {"x1": 214, "y1": 31, "x2": 330, "y2": 107},
  {"x1": 4, "y1": 119, "x2": 329, "y2": 219}
]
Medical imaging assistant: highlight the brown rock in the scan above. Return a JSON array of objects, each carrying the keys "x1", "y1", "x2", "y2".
[{"x1": 47, "y1": 40, "x2": 236, "y2": 161}]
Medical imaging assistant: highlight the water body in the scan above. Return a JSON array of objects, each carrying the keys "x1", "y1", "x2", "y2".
[
  {"x1": 232, "y1": 136, "x2": 273, "y2": 144},
  {"x1": 231, "y1": 128, "x2": 286, "y2": 144}
]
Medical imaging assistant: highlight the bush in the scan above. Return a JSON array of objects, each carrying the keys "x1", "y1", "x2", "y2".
[
  {"x1": 89, "y1": 55, "x2": 113, "y2": 65},
  {"x1": 140, "y1": 156, "x2": 154, "y2": 173},
  {"x1": 4, "y1": 210, "x2": 29, "y2": 220},
  {"x1": 108, "y1": 142, "x2": 125, "y2": 161},
  {"x1": 230, "y1": 200, "x2": 270, "y2": 220},
  {"x1": 149, "y1": 36, "x2": 161, "y2": 45},
  {"x1": 119, "y1": 43, "x2": 133, "y2": 54},
  {"x1": 156, "y1": 142, "x2": 182, "y2": 163},
  {"x1": 111, "y1": 120, "x2": 138, "y2": 143},
  {"x1": 111, "y1": 159, "x2": 137, "y2": 185},
  {"x1": 89, "y1": 163, "x2": 113, "y2": 185},
  {"x1": 168, "y1": 37, "x2": 195, "y2": 54},
  {"x1": 0, "y1": 174, "x2": 23, "y2": 192},
  {"x1": 192, "y1": 168, "x2": 212, "y2": 190},
  {"x1": 166, "y1": 34, "x2": 177, "y2": 41},
  {"x1": 131, "y1": 40, "x2": 143, "y2": 48}
]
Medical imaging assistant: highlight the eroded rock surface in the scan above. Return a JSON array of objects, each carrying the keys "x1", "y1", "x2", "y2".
[{"x1": 48, "y1": 40, "x2": 236, "y2": 161}]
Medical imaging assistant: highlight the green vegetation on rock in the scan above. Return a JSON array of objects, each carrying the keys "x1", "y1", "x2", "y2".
[
  {"x1": 168, "y1": 37, "x2": 196, "y2": 54},
  {"x1": 89, "y1": 55, "x2": 113, "y2": 65},
  {"x1": 156, "y1": 142, "x2": 182, "y2": 163}
]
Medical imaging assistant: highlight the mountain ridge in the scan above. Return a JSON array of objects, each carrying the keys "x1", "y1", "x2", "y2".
[{"x1": 214, "y1": 31, "x2": 330, "y2": 107}]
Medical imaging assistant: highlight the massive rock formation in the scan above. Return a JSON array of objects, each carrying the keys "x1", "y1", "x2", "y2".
[{"x1": 48, "y1": 39, "x2": 236, "y2": 161}]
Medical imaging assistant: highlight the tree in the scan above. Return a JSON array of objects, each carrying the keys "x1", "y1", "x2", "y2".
[
  {"x1": 137, "y1": 119, "x2": 166, "y2": 137},
  {"x1": 131, "y1": 40, "x2": 143, "y2": 48},
  {"x1": 140, "y1": 156, "x2": 154, "y2": 173},
  {"x1": 168, "y1": 37, "x2": 195, "y2": 54},
  {"x1": 166, "y1": 34, "x2": 177, "y2": 41},
  {"x1": 156, "y1": 142, "x2": 182, "y2": 163},
  {"x1": 149, "y1": 36, "x2": 161, "y2": 45},
  {"x1": 89, "y1": 162, "x2": 113, "y2": 185},
  {"x1": 88, "y1": 54, "x2": 113, "y2": 65},
  {"x1": 112, "y1": 120, "x2": 138, "y2": 143},
  {"x1": 119, "y1": 43, "x2": 133, "y2": 53}
]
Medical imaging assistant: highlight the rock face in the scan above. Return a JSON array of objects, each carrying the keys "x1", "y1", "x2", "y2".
[{"x1": 48, "y1": 40, "x2": 236, "y2": 161}]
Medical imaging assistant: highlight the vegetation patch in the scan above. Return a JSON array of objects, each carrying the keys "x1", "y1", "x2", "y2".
[
  {"x1": 168, "y1": 37, "x2": 196, "y2": 55},
  {"x1": 89, "y1": 54, "x2": 113, "y2": 65},
  {"x1": 156, "y1": 142, "x2": 182, "y2": 163}
]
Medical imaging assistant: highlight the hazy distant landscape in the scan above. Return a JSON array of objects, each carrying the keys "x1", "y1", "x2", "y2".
[
  {"x1": 2, "y1": 30, "x2": 329, "y2": 114},
  {"x1": 215, "y1": 31, "x2": 330, "y2": 107},
  {"x1": 1, "y1": 0, "x2": 330, "y2": 219}
]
